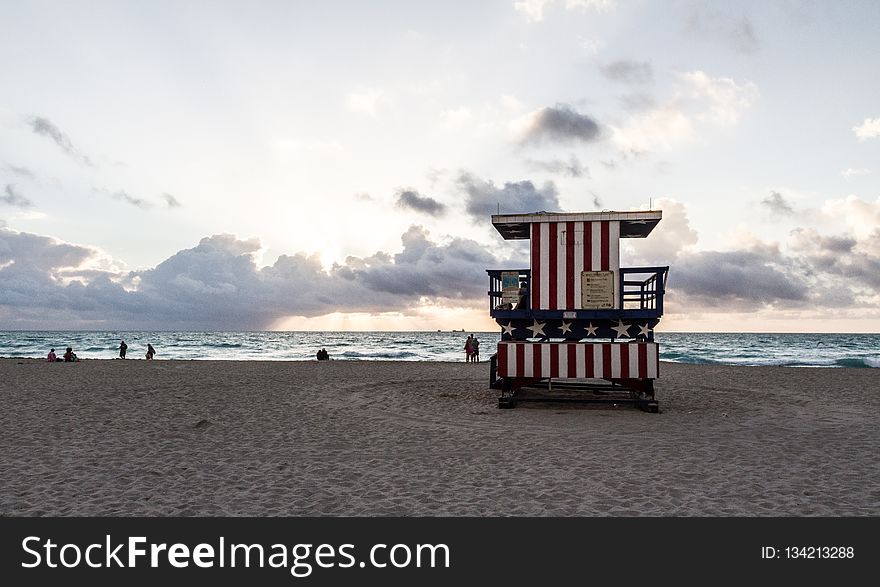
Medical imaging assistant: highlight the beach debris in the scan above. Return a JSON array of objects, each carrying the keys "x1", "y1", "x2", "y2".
[{"x1": 193, "y1": 418, "x2": 213, "y2": 429}]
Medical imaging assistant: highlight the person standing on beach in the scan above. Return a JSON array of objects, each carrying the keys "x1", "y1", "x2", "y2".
[
  {"x1": 119, "y1": 340, "x2": 128, "y2": 359},
  {"x1": 470, "y1": 336, "x2": 480, "y2": 362},
  {"x1": 146, "y1": 343, "x2": 156, "y2": 360},
  {"x1": 464, "y1": 335, "x2": 473, "y2": 362}
]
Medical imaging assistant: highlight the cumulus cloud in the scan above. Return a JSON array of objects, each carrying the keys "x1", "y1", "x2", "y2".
[
  {"x1": 627, "y1": 196, "x2": 880, "y2": 315},
  {"x1": 853, "y1": 117, "x2": 880, "y2": 140},
  {"x1": 457, "y1": 172, "x2": 561, "y2": 220},
  {"x1": 7, "y1": 194, "x2": 880, "y2": 329},
  {"x1": 611, "y1": 70, "x2": 757, "y2": 153},
  {"x1": 611, "y1": 103, "x2": 694, "y2": 152},
  {"x1": 162, "y1": 193, "x2": 182, "y2": 208},
  {"x1": 820, "y1": 195, "x2": 880, "y2": 255},
  {"x1": 788, "y1": 227, "x2": 880, "y2": 289},
  {"x1": 761, "y1": 190, "x2": 794, "y2": 216},
  {"x1": 670, "y1": 250, "x2": 807, "y2": 310},
  {"x1": 679, "y1": 70, "x2": 759, "y2": 125},
  {"x1": 0, "y1": 229, "x2": 111, "y2": 323},
  {"x1": 626, "y1": 198, "x2": 697, "y2": 265},
  {"x1": 395, "y1": 189, "x2": 447, "y2": 216},
  {"x1": 27, "y1": 116, "x2": 94, "y2": 166},
  {"x1": 0, "y1": 225, "x2": 513, "y2": 330},
  {"x1": 515, "y1": 104, "x2": 602, "y2": 145},
  {"x1": 2, "y1": 185, "x2": 33, "y2": 208},
  {"x1": 628, "y1": 208, "x2": 809, "y2": 312},
  {"x1": 600, "y1": 60, "x2": 653, "y2": 84}
]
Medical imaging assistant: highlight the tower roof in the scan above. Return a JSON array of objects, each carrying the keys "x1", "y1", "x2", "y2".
[{"x1": 491, "y1": 210, "x2": 662, "y2": 240}]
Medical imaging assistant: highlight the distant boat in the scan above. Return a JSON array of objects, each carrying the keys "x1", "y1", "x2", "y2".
[{"x1": 452, "y1": 329, "x2": 465, "y2": 332}]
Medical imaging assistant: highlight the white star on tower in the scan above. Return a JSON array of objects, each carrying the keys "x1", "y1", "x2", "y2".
[
  {"x1": 584, "y1": 323, "x2": 598, "y2": 337},
  {"x1": 527, "y1": 320, "x2": 546, "y2": 337},
  {"x1": 501, "y1": 322, "x2": 515, "y2": 336},
  {"x1": 611, "y1": 320, "x2": 631, "y2": 338},
  {"x1": 638, "y1": 324, "x2": 652, "y2": 338},
  {"x1": 559, "y1": 321, "x2": 572, "y2": 335}
]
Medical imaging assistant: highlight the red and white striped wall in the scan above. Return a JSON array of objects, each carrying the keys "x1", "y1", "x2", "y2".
[
  {"x1": 497, "y1": 341, "x2": 659, "y2": 379},
  {"x1": 530, "y1": 220, "x2": 620, "y2": 310}
]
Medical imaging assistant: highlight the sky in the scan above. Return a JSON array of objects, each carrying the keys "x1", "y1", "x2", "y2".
[{"x1": 1, "y1": 0, "x2": 879, "y2": 332}]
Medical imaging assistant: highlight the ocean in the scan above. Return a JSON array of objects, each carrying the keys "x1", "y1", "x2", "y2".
[{"x1": 1, "y1": 331, "x2": 879, "y2": 368}]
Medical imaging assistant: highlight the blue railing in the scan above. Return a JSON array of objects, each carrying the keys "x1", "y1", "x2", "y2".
[
  {"x1": 487, "y1": 269, "x2": 530, "y2": 312},
  {"x1": 487, "y1": 266, "x2": 668, "y2": 317},
  {"x1": 620, "y1": 266, "x2": 669, "y2": 314}
]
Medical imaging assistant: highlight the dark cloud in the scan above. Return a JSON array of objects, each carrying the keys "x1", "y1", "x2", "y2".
[
  {"x1": 349, "y1": 226, "x2": 497, "y2": 300},
  {"x1": 457, "y1": 172, "x2": 562, "y2": 220},
  {"x1": 395, "y1": 189, "x2": 446, "y2": 216},
  {"x1": 1, "y1": 185, "x2": 33, "y2": 208},
  {"x1": 685, "y1": 4, "x2": 759, "y2": 53},
  {"x1": 520, "y1": 104, "x2": 602, "y2": 144},
  {"x1": 525, "y1": 155, "x2": 588, "y2": 178},
  {"x1": 669, "y1": 250, "x2": 807, "y2": 310},
  {"x1": 8, "y1": 197, "x2": 880, "y2": 329},
  {"x1": 761, "y1": 191, "x2": 794, "y2": 216},
  {"x1": 162, "y1": 193, "x2": 182, "y2": 208},
  {"x1": 789, "y1": 228, "x2": 880, "y2": 289},
  {"x1": 0, "y1": 230, "x2": 93, "y2": 270},
  {"x1": 0, "y1": 225, "x2": 512, "y2": 329},
  {"x1": 600, "y1": 60, "x2": 654, "y2": 84},
  {"x1": 27, "y1": 116, "x2": 94, "y2": 166}
]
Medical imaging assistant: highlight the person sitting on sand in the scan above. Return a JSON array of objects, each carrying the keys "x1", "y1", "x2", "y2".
[
  {"x1": 47, "y1": 348, "x2": 58, "y2": 362},
  {"x1": 63, "y1": 347, "x2": 78, "y2": 362},
  {"x1": 316, "y1": 348, "x2": 329, "y2": 361},
  {"x1": 119, "y1": 340, "x2": 128, "y2": 359},
  {"x1": 146, "y1": 343, "x2": 156, "y2": 360}
]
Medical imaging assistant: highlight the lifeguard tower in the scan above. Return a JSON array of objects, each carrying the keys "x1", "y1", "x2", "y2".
[{"x1": 486, "y1": 210, "x2": 669, "y2": 411}]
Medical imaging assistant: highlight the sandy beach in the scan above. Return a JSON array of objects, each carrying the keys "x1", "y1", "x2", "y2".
[{"x1": 1, "y1": 358, "x2": 877, "y2": 516}]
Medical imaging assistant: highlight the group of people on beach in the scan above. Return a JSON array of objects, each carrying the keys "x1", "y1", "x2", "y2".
[
  {"x1": 46, "y1": 347, "x2": 79, "y2": 362},
  {"x1": 45, "y1": 340, "x2": 156, "y2": 362},
  {"x1": 118, "y1": 340, "x2": 156, "y2": 360},
  {"x1": 464, "y1": 334, "x2": 480, "y2": 362},
  {"x1": 316, "y1": 348, "x2": 330, "y2": 361}
]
